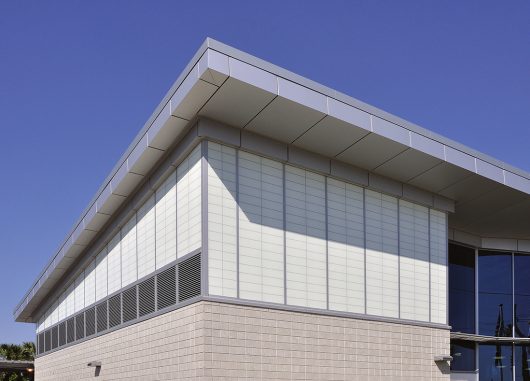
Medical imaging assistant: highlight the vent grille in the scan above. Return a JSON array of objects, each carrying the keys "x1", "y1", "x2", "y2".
[
  {"x1": 59, "y1": 322, "x2": 66, "y2": 347},
  {"x1": 157, "y1": 266, "x2": 176, "y2": 310},
  {"x1": 108, "y1": 294, "x2": 122, "y2": 328},
  {"x1": 66, "y1": 318, "x2": 75, "y2": 344},
  {"x1": 139, "y1": 277, "x2": 155, "y2": 317},
  {"x1": 75, "y1": 313, "x2": 85, "y2": 340},
  {"x1": 122, "y1": 286, "x2": 137, "y2": 323},
  {"x1": 38, "y1": 332, "x2": 44, "y2": 354},
  {"x1": 51, "y1": 326, "x2": 58, "y2": 349},
  {"x1": 85, "y1": 307, "x2": 95, "y2": 337},
  {"x1": 36, "y1": 253, "x2": 202, "y2": 356},
  {"x1": 96, "y1": 301, "x2": 108, "y2": 333},
  {"x1": 44, "y1": 330, "x2": 51, "y2": 352},
  {"x1": 179, "y1": 254, "x2": 201, "y2": 302}
]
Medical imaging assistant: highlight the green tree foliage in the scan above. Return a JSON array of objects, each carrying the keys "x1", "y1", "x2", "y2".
[{"x1": 0, "y1": 342, "x2": 34, "y2": 381}]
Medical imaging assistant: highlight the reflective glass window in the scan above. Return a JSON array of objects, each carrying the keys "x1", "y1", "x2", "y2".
[
  {"x1": 478, "y1": 251, "x2": 512, "y2": 337},
  {"x1": 449, "y1": 244, "x2": 476, "y2": 333},
  {"x1": 450, "y1": 339, "x2": 476, "y2": 372},
  {"x1": 515, "y1": 254, "x2": 530, "y2": 338},
  {"x1": 479, "y1": 344, "x2": 513, "y2": 381},
  {"x1": 515, "y1": 345, "x2": 530, "y2": 381}
]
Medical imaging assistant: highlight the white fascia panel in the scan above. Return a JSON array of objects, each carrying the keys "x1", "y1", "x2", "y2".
[
  {"x1": 147, "y1": 103, "x2": 189, "y2": 151},
  {"x1": 198, "y1": 49, "x2": 229, "y2": 86},
  {"x1": 170, "y1": 66, "x2": 219, "y2": 121}
]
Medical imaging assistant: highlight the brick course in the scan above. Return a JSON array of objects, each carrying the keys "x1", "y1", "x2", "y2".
[{"x1": 35, "y1": 301, "x2": 450, "y2": 381}]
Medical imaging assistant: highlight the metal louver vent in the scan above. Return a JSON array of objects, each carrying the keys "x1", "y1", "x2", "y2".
[
  {"x1": 51, "y1": 326, "x2": 58, "y2": 349},
  {"x1": 122, "y1": 286, "x2": 137, "y2": 323},
  {"x1": 75, "y1": 313, "x2": 85, "y2": 340},
  {"x1": 58, "y1": 322, "x2": 66, "y2": 347},
  {"x1": 108, "y1": 294, "x2": 122, "y2": 328},
  {"x1": 85, "y1": 307, "x2": 95, "y2": 337},
  {"x1": 178, "y1": 254, "x2": 201, "y2": 302},
  {"x1": 66, "y1": 318, "x2": 75, "y2": 344},
  {"x1": 157, "y1": 266, "x2": 176, "y2": 310},
  {"x1": 44, "y1": 330, "x2": 51, "y2": 352},
  {"x1": 139, "y1": 277, "x2": 155, "y2": 317},
  {"x1": 96, "y1": 301, "x2": 108, "y2": 333},
  {"x1": 38, "y1": 332, "x2": 44, "y2": 354}
]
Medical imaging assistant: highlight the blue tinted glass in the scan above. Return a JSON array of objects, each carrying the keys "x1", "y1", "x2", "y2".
[
  {"x1": 451, "y1": 340, "x2": 476, "y2": 372},
  {"x1": 479, "y1": 344, "x2": 513, "y2": 381},
  {"x1": 479, "y1": 251, "x2": 513, "y2": 337},
  {"x1": 515, "y1": 345, "x2": 530, "y2": 381},
  {"x1": 515, "y1": 254, "x2": 530, "y2": 338},
  {"x1": 449, "y1": 244, "x2": 476, "y2": 333}
]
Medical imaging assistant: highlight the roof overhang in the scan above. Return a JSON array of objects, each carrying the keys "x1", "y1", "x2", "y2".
[{"x1": 14, "y1": 38, "x2": 530, "y2": 322}]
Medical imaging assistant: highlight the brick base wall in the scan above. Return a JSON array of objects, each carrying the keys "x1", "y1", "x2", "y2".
[{"x1": 35, "y1": 301, "x2": 450, "y2": 381}]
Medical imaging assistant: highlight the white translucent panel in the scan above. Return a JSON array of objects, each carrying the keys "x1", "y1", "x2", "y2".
[
  {"x1": 207, "y1": 142, "x2": 237, "y2": 297},
  {"x1": 37, "y1": 316, "x2": 44, "y2": 333},
  {"x1": 399, "y1": 200, "x2": 430, "y2": 322},
  {"x1": 107, "y1": 234, "x2": 121, "y2": 295},
  {"x1": 95, "y1": 247, "x2": 108, "y2": 301},
  {"x1": 121, "y1": 214, "x2": 137, "y2": 287},
  {"x1": 44, "y1": 307, "x2": 51, "y2": 329},
  {"x1": 57, "y1": 291, "x2": 66, "y2": 321},
  {"x1": 365, "y1": 190, "x2": 399, "y2": 318},
  {"x1": 430, "y1": 209, "x2": 448, "y2": 324},
  {"x1": 50, "y1": 300, "x2": 59, "y2": 325},
  {"x1": 177, "y1": 145, "x2": 202, "y2": 258},
  {"x1": 239, "y1": 151, "x2": 284, "y2": 303},
  {"x1": 74, "y1": 271, "x2": 85, "y2": 313},
  {"x1": 137, "y1": 195, "x2": 156, "y2": 278},
  {"x1": 285, "y1": 165, "x2": 327, "y2": 309},
  {"x1": 327, "y1": 178, "x2": 365, "y2": 313},
  {"x1": 84, "y1": 259, "x2": 96, "y2": 307},
  {"x1": 156, "y1": 170, "x2": 176, "y2": 269},
  {"x1": 65, "y1": 282, "x2": 75, "y2": 317}
]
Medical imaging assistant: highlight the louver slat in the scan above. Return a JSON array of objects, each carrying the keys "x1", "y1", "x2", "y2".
[
  {"x1": 178, "y1": 254, "x2": 201, "y2": 302},
  {"x1": 108, "y1": 294, "x2": 122, "y2": 328},
  {"x1": 96, "y1": 301, "x2": 108, "y2": 333},
  {"x1": 51, "y1": 326, "x2": 58, "y2": 349},
  {"x1": 38, "y1": 332, "x2": 44, "y2": 354},
  {"x1": 139, "y1": 277, "x2": 155, "y2": 317},
  {"x1": 122, "y1": 286, "x2": 137, "y2": 323},
  {"x1": 58, "y1": 322, "x2": 66, "y2": 346},
  {"x1": 157, "y1": 266, "x2": 176, "y2": 310},
  {"x1": 44, "y1": 330, "x2": 51, "y2": 352},
  {"x1": 75, "y1": 313, "x2": 85, "y2": 340},
  {"x1": 85, "y1": 307, "x2": 95, "y2": 337},
  {"x1": 66, "y1": 317, "x2": 75, "y2": 344}
]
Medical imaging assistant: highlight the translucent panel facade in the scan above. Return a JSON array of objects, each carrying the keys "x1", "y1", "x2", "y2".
[
  {"x1": 207, "y1": 142, "x2": 447, "y2": 324},
  {"x1": 327, "y1": 178, "x2": 365, "y2": 313},
  {"x1": 207, "y1": 142, "x2": 237, "y2": 298},
  {"x1": 239, "y1": 151, "x2": 284, "y2": 304},
  {"x1": 35, "y1": 146, "x2": 202, "y2": 333}
]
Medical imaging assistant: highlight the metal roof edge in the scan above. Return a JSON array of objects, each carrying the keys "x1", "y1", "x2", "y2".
[{"x1": 205, "y1": 38, "x2": 530, "y2": 181}]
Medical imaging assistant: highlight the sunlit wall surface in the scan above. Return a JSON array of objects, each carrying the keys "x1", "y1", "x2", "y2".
[{"x1": 207, "y1": 141, "x2": 448, "y2": 324}]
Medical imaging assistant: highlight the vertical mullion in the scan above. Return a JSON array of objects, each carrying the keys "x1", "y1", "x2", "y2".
[
  {"x1": 397, "y1": 199, "x2": 401, "y2": 319},
  {"x1": 236, "y1": 149, "x2": 240, "y2": 299},
  {"x1": 363, "y1": 188, "x2": 367, "y2": 315},
  {"x1": 427, "y1": 208, "x2": 432, "y2": 322},
  {"x1": 201, "y1": 140, "x2": 209, "y2": 296},
  {"x1": 325, "y1": 178, "x2": 329, "y2": 310},
  {"x1": 283, "y1": 163, "x2": 287, "y2": 305},
  {"x1": 475, "y1": 248, "x2": 479, "y2": 335}
]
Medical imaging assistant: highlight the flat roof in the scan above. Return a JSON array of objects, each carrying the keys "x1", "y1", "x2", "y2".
[{"x1": 14, "y1": 37, "x2": 530, "y2": 322}]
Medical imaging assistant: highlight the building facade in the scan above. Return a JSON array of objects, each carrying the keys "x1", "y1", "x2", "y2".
[{"x1": 14, "y1": 39, "x2": 530, "y2": 381}]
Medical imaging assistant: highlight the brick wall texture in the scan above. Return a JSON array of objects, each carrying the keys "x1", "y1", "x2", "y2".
[{"x1": 35, "y1": 301, "x2": 450, "y2": 381}]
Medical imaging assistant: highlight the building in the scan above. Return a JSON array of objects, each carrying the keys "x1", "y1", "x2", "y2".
[{"x1": 13, "y1": 38, "x2": 530, "y2": 381}]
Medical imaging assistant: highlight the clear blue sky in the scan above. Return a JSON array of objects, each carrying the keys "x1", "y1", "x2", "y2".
[{"x1": 1, "y1": 1, "x2": 529, "y2": 343}]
